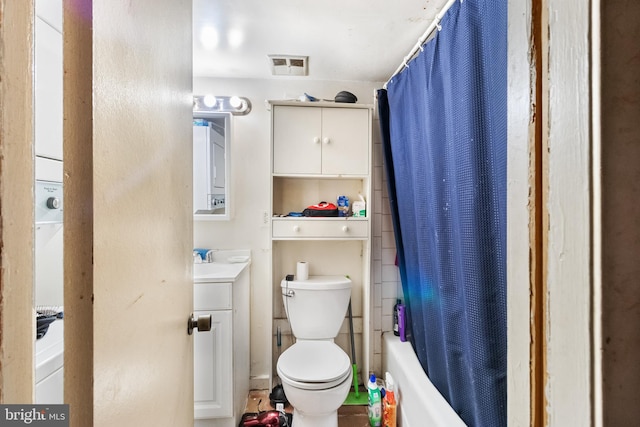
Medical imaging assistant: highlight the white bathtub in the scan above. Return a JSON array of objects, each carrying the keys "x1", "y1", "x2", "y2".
[{"x1": 382, "y1": 332, "x2": 466, "y2": 427}]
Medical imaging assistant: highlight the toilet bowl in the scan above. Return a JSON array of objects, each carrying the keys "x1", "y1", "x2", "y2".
[
  {"x1": 277, "y1": 276, "x2": 353, "y2": 427},
  {"x1": 277, "y1": 341, "x2": 352, "y2": 427}
]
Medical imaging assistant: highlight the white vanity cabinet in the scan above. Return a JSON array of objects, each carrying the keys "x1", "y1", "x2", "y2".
[
  {"x1": 269, "y1": 101, "x2": 372, "y2": 388},
  {"x1": 194, "y1": 260, "x2": 250, "y2": 427},
  {"x1": 272, "y1": 105, "x2": 369, "y2": 175}
]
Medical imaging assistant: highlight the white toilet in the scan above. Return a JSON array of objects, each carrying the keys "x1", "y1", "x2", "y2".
[{"x1": 276, "y1": 275, "x2": 353, "y2": 427}]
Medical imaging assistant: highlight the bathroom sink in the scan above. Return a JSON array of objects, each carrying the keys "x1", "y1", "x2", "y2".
[{"x1": 193, "y1": 250, "x2": 250, "y2": 283}]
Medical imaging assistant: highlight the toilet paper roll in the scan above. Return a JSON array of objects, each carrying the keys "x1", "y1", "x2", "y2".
[{"x1": 296, "y1": 261, "x2": 309, "y2": 281}]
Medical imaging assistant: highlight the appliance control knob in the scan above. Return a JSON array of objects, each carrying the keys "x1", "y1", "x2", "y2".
[{"x1": 46, "y1": 197, "x2": 60, "y2": 209}]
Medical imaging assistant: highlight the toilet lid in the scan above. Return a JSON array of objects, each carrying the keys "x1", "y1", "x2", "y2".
[{"x1": 277, "y1": 341, "x2": 351, "y2": 384}]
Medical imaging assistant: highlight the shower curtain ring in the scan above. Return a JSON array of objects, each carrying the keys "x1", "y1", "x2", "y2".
[{"x1": 436, "y1": 22, "x2": 442, "y2": 31}]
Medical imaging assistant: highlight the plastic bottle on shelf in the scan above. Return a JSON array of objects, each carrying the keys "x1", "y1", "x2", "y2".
[
  {"x1": 393, "y1": 299, "x2": 401, "y2": 336},
  {"x1": 382, "y1": 372, "x2": 397, "y2": 427},
  {"x1": 398, "y1": 303, "x2": 406, "y2": 342},
  {"x1": 337, "y1": 195, "x2": 350, "y2": 217},
  {"x1": 367, "y1": 373, "x2": 382, "y2": 427}
]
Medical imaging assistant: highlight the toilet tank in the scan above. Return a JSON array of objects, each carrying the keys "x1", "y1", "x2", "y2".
[{"x1": 281, "y1": 275, "x2": 352, "y2": 340}]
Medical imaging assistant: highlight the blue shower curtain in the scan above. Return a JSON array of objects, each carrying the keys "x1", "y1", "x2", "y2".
[{"x1": 379, "y1": 1, "x2": 507, "y2": 425}]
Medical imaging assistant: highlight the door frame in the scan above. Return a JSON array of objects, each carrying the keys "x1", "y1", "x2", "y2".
[{"x1": 0, "y1": 0, "x2": 36, "y2": 404}]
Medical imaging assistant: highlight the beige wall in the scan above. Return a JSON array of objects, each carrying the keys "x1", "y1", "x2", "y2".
[
  {"x1": 599, "y1": 1, "x2": 640, "y2": 424},
  {"x1": 193, "y1": 77, "x2": 401, "y2": 386}
]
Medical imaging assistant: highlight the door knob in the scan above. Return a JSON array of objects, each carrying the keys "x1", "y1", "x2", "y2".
[{"x1": 187, "y1": 313, "x2": 212, "y2": 335}]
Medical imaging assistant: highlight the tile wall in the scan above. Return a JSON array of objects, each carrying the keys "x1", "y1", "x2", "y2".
[{"x1": 370, "y1": 93, "x2": 402, "y2": 375}]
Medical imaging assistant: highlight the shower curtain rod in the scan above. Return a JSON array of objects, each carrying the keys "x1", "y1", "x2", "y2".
[{"x1": 383, "y1": 0, "x2": 460, "y2": 89}]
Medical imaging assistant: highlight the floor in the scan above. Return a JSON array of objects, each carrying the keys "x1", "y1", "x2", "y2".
[{"x1": 246, "y1": 389, "x2": 370, "y2": 427}]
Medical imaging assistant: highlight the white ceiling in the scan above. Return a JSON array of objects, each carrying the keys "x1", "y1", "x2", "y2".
[{"x1": 192, "y1": 0, "x2": 451, "y2": 83}]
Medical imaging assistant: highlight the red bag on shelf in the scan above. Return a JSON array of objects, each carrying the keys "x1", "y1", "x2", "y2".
[{"x1": 302, "y1": 202, "x2": 339, "y2": 217}]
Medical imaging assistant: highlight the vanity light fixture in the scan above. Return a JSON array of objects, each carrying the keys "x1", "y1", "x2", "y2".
[{"x1": 193, "y1": 95, "x2": 252, "y2": 116}]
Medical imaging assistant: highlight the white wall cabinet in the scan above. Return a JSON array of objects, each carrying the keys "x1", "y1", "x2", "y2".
[
  {"x1": 272, "y1": 105, "x2": 369, "y2": 175},
  {"x1": 194, "y1": 266, "x2": 250, "y2": 427},
  {"x1": 269, "y1": 101, "x2": 372, "y2": 387}
]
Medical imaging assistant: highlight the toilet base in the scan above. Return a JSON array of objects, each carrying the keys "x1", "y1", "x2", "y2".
[{"x1": 291, "y1": 408, "x2": 337, "y2": 427}]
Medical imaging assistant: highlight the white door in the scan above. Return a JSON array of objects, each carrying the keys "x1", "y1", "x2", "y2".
[{"x1": 63, "y1": 1, "x2": 195, "y2": 426}]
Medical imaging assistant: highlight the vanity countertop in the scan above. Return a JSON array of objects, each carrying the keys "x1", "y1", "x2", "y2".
[{"x1": 193, "y1": 249, "x2": 251, "y2": 283}]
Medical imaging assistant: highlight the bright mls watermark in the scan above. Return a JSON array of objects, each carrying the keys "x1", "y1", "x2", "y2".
[{"x1": 0, "y1": 405, "x2": 68, "y2": 426}]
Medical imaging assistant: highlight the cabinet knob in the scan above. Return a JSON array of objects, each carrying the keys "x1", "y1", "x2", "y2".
[
  {"x1": 322, "y1": 137, "x2": 330, "y2": 144},
  {"x1": 313, "y1": 137, "x2": 320, "y2": 144},
  {"x1": 293, "y1": 225, "x2": 300, "y2": 232},
  {"x1": 342, "y1": 225, "x2": 349, "y2": 232}
]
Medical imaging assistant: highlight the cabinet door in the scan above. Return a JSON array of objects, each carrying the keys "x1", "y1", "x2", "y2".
[
  {"x1": 321, "y1": 108, "x2": 369, "y2": 175},
  {"x1": 273, "y1": 106, "x2": 322, "y2": 174},
  {"x1": 35, "y1": 17, "x2": 63, "y2": 160},
  {"x1": 194, "y1": 310, "x2": 233, "y2": 419}
]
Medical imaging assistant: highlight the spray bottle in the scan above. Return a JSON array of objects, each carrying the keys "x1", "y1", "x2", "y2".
[
  {"x1": 367, "y1": 373, "x2": 382, "y2": 427},
  {"x1": 383, "y1": 372, "x2": 397, "y2": 427}
]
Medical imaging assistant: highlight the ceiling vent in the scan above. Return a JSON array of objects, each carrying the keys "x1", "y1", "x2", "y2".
[{"x1": 268, "y1": 55, "x2": 309, "y2": 76}]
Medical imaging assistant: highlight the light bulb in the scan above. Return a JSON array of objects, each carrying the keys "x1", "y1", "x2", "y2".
[
  {"x1": 229, "y1": 96, "x2": 242, "y2": 108},
  {"x1": 203, "y1": 95, "x2": 217, "y2": 108}
]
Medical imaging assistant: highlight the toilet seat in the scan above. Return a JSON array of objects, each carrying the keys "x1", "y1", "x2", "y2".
[{"x1": 277, "y1": 341, "x2": 351, "y2": 390}]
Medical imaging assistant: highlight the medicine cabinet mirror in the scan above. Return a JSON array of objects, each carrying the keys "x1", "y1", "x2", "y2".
[{"x1": 193, "y1": 112, "x2": 232, "y2": 220}]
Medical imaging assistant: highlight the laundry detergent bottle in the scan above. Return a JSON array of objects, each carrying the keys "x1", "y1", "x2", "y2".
[{"x1": 368, "y1": 373, "x2": 382, "y2": 427}]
